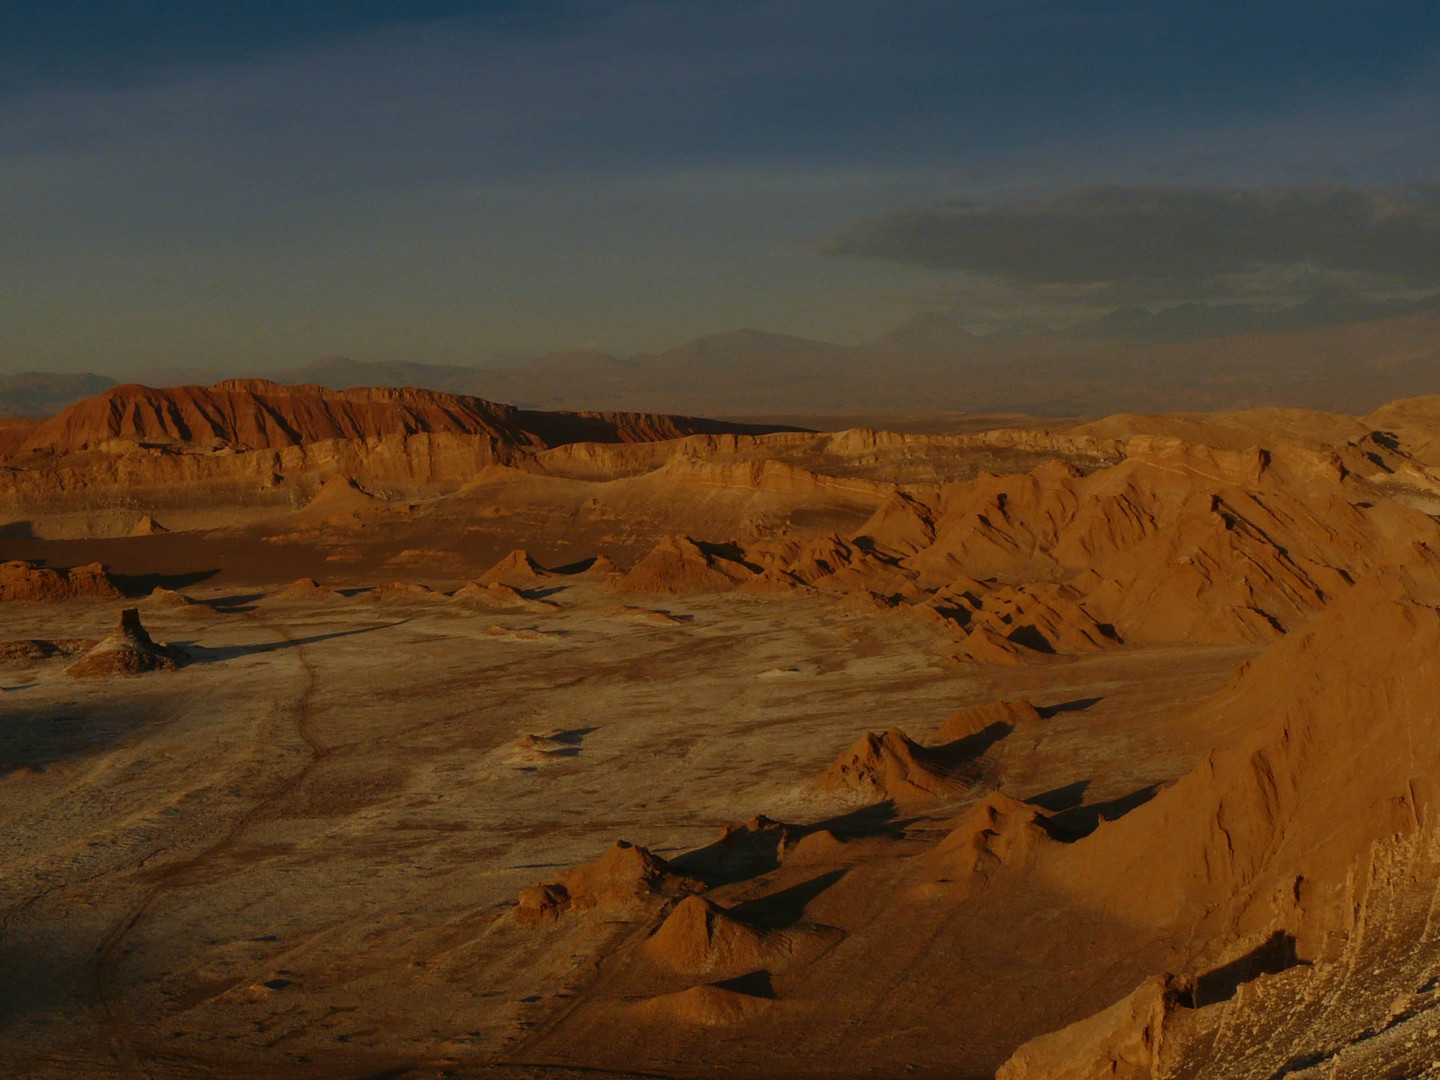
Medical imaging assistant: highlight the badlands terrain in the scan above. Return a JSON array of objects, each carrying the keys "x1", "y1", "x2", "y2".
[{"x1": 6, "y1": 379, "x2": 1440, "y2": 1078}]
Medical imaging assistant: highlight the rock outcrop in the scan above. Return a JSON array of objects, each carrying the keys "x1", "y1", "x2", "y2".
[
  {"x1": 65, "y1": 608, "x2": 189, "y2": 677},
  {"x1": 0, "y1": 560, "x2": 121, "y2": 602},
  {"x1": 12, "y1": 379, "x2": 781, "y2": 458},
  {"x1": 517, "y1": 841, "x2": 703, "y2": 925},
  {"x1": 819, "y1": 727, "x2": 976, "y2": 804},
  {"x1": 616, "y1": 536, "x2": 762, "y2": 595}
]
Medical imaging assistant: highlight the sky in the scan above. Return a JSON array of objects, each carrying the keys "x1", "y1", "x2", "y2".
[{"x1": 3, "y1": 1, "x2": 1440, "y2": 376}]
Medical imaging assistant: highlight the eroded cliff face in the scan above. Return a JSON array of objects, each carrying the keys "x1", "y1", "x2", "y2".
[
  {"x1": 0, "y1": 381, "x2": 813, "y2": 538},
  {"x1": 9, "y1": 379, "x2": 779, "y2": 458}
]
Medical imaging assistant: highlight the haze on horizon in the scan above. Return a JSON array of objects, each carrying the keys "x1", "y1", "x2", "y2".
[{"x1": 3, "y1": 1, "x2": 1440, "y2": 379}]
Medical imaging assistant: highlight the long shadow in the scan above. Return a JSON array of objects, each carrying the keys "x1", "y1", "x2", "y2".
[
  {"x1": 111, "y1": 568, "x2": 219, "y2": 598},
  {"x1": 931, "y1": 720, "x2": 1014, "y2": 761},
  {"x1": 1006, "y1": 625, "x2": 1056, "y2": 654},
  {"x1": 930, "y1": 604, "x2": 973, "y2": 628},
  {"x1": 204, "y1": 592, "x2": 266, "y2": 612},
  {"x1": 712, "y1": 970, "x2": 775, "y2": 999},
  {"x1": 547, "y1": 727, "x2": 596, "y2": 746},
  {"x1": 0, "y1": 696, "x2": 170, "y2": 776},
  {"x1": 809, "y1": 800, "x2": 915, "y2": 841},
  {"x1": 670, "y1": 802, "x2": 915, "y2": 889},
  {"x1": 726, "y1": 869, "x2": 847, "y2": 929},
  {"x1": 510, "y1": 409, "x2": 807, "y2": 447},
  {"x1": 905, "y1": 739, "x2": 993, "y2": 788},
  {"x1": 670, "y1": 819, "x2": 789, "y2": 887},
  {"x1": 0, "y1": 622, "x2": 406, "y2": 777},
  {"x1": 552, "y1": 557, "x2": 601, "y2": 575},
  {"x1": 176, "y1": 621, "x2": 407, "y2": 663},
  {"x1": 847, "y1": 535, "x2": 907, "y2": 567},
  {"x1": 1037, "y1": 782, "x2": 1161, "y2": 842},
  {"x1": 1027, "y1": 779, "x2": 1091, "y2": 812},
  {"x1": 0, "y1": 939, "x2": 88, "y2": 1025},
  {"x1": 1037, "y1": 696, "x2": 1103, "y2": 719},
  {"x1": 1268, "y1": 1051, "x2": 1329, "y2": 1080},
  {"x1": 523, "y1": 585, "x2": 569, "y2": 600},
  {"x1": 697, "y1": 539, "x2": 763, "y2": 574},
  {"x1": 1189, "y1": 932, "x2": 1307, "y2": 1009}
]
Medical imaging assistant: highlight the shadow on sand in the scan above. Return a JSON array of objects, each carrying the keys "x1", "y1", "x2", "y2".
[{"x1": 176, "y1": 621, "x2": 408, "y2": 663}]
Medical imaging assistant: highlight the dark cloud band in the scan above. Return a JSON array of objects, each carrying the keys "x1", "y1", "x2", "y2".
[{"x1": 825, "y1": 185, "x2": 1440, "y2": 288}]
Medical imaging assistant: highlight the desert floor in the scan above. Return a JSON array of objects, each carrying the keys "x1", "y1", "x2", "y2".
[{"x1": 1, "y1": 564, "x2": 1255, "y2": 1079}]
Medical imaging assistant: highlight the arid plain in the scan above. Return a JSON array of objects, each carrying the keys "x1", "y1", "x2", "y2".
[{"x1": 6, "y1": 381, "x2": 1440, "y2": 1079}]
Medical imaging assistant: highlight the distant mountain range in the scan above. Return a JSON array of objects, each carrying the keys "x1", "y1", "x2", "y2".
[
  {"x1": 6, "y1": 296, "x2": 1440, "y2": 419},
  {"x1": 283, "y1": 307, "x2": 1440, "y2": 419}
]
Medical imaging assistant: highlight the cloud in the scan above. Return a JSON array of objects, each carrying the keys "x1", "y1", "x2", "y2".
[
  {"x1": 824, "y1": 185, "x2": 1440, "y2": 303},
  {"x1": 4, "y1": 5, "x2": 1440, "y2": 369}
]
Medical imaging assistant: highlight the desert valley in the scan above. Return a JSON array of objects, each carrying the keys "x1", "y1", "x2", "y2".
[
  {"x1": 11, "y1": 2, "x2": 1440, "y2": 1076},
  {"x1": 5, "y1": 378, "x2": 1440, "y2": 1078}
]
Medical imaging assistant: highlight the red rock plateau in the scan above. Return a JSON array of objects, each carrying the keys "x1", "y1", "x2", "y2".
[{"x1": 7, "y1": 380, "x2": 1440, "y2": 1078}]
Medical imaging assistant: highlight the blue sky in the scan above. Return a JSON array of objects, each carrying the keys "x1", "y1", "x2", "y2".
[{"x1": 3, "y1": 1, "x2": 1439, "y2": 374}]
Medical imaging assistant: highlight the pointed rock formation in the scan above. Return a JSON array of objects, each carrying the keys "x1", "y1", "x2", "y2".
[
  {"x1": 128, "y1": 514, "x2": 169, "y2": 536},
  {"x1": 140, "y1": 586, "x2": 207, "y2": 616},
  {"x1": 640, "y1": 894, "x2": 838, "y2": 980},
  {"x1": 516, "y1": 841, "x2": 702, "y2": 925},
  {"x1": 616, "y1": 536, "x2": 759, "y2": 595},
  {"x1": 629, "y1": 983, "x2": 773, "y2": 1028},
  {"x1": 949, "y1": 583, "x2": 1119, "y2": 664},
  {"x1": 819, "y1": 727, "x2": 976, "y2": 804},
  {"x1": 278, "y1": 578, "x2": 339, "y2": 600},
  {"x1": 915, "y1": 792, "x2": 1050, "y2": 898},
  {"x1": 480, "y1": 549, "x2": 550, "y2": 585},
  {"x1": 65, "y1": 609, "x2": 188, "y2": 677}
]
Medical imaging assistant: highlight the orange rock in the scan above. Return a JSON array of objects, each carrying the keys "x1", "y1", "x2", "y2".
[
  {"x1": 65, "y1": 608, "x2": 188, "y2": 678},
  {"x1": 819, "y1": 727, "x2": 974, "y2": 804},
  {"x1": 516, "y1": 841, "x2": 702, "y2": 925},
  {"x1": 615, "y1": 536, "x2": 759, "y2": 595},
  {"x1": 0, "y1": 560, "x2": 121, "y2": 602}
]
